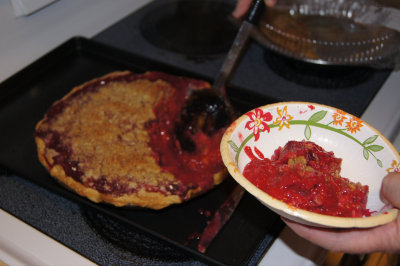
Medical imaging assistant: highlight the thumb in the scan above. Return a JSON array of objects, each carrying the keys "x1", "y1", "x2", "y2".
[
  {"x1": 380, "y1": 172, "x2": 400, "y2": 208},
  {"x1": 232, "y1": 0, "x2": 252, "y2": 19},
  {"x1": 264, "y1": 0, "x2": 277, "y2": 7}
]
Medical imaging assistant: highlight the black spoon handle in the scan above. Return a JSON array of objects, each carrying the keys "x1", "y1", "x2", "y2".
[{"x1": 212, "y1": 0, "x2": 265, "y2": 96}]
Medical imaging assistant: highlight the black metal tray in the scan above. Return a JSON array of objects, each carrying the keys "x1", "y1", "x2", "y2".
[{"x1": 0, "y1": 37, "x2": 283, "y2": 265}]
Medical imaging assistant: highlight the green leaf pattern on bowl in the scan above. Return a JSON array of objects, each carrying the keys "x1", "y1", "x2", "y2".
[{"x1": 229, "y1": 106, "x2": 385, "y2": 168}]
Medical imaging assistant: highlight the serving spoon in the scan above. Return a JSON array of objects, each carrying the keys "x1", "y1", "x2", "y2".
[
  {"x1": 175, "y1": 0, "x2": 265, "y2": 253},
  {"x1": 176, "y1": 0, "x2": 265, "y2": 152}
]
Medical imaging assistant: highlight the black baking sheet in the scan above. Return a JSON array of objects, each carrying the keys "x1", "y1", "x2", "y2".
[{"x1": 0, "y1": 37, "x2": 283, "y2": 266}]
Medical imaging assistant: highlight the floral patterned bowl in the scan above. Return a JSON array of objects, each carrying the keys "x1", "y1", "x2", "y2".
[{"x1": 220, "y1": 102, "x2": 400, "y2": 228}]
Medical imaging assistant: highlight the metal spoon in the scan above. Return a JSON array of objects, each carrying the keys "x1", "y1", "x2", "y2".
[
  {"x1": 176, "y1": 0, "x2": 265, "y2": 152},
  {"x1": 175, "y1": 0, "x2": 265, "y2": 253}
]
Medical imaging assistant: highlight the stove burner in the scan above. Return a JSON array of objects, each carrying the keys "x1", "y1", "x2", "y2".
[
  {"x1": 82, "y1": 208, "x2": 191, "y2": 263},
  {"x1": 263, "y1": 50, "x2": 374, "y2": 89},
  {"x1": 139, "y1": 0, "x2": 237, "y2": 56}
]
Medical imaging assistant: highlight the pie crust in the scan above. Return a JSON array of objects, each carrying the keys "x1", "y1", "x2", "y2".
[{"x1": 34, "y1": 71, "x2": 228, "y2": 209}]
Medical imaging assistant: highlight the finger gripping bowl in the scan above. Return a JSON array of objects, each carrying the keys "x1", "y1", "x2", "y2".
[{"x1": 220, "y1": 102, "x2": 399, "y2": 228}]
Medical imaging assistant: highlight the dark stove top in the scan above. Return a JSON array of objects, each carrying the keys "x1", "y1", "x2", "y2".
[
  {"x1": 139, "y1": 0, "x2": 237, "y2": 56},
  {"x1": 94, "y1": 0, "x2": 392, "y2": 117}
]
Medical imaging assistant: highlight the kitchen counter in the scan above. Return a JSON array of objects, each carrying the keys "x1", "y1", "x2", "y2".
[{"x1": 0, "y1": 0, "x2": 399, "y2": 265}]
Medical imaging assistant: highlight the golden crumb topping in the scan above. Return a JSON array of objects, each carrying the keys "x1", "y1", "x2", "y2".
[{"x1": 44, "y1": 79, "x2": 176, "y2": 189}]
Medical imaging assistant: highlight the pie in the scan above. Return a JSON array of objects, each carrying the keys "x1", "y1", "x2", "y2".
[{"x1": 34, "y1": 71, "x2": 229, "y2": 209}]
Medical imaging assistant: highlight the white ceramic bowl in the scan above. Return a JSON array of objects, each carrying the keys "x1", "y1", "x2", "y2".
[{"x1": 221, "y1": 102, "x2": 400, "y2": 228}]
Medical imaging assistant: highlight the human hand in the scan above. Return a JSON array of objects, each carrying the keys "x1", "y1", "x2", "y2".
[
  {"x1": 232, "y1": 0, "x2": 277, "y2": 19},
  {"x1": 283, "y1": 172, "x2": 400, "y2": 254}
]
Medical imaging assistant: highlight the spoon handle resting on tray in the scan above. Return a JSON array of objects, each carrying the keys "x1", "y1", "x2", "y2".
[{"x1": 197, "y1": 185, "x2": 245, "y2": 253}]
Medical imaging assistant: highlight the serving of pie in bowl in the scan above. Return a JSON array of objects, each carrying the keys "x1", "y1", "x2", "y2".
[{"x1": 221, "y1": 102, "x2": 399, "y2": 228}]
